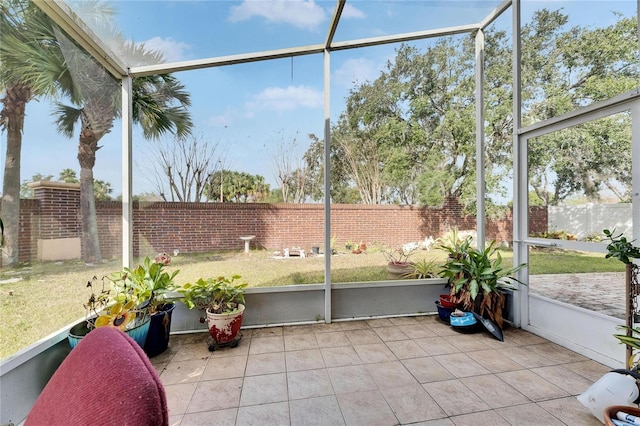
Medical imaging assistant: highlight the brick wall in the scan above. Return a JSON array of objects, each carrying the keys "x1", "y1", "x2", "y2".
[{"x1": 10, "y1": 184, "x2": 548, "y2": 262}]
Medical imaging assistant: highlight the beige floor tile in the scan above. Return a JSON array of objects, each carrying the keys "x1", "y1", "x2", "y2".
[
  {"x1": 336, "y1": 390, "x2": 398, "y2": 426},
  {"x1": 250, "y1": 327, "x2": 283, "y2": 338},
  {"x1": 410, "y1": 419, "x2": 456, "y2": 426},
  {"x1": 284, "y1": 324, "x2": 318, "y2": 335},
  {"x1": 286, "y1": 348, "x2": 325, "y2": 371},
  {"x1": 239, "y1": 373, "x2": 288, "y2": 406},
  {"x1": 209, "y1": 337, "x2": 250, "y2": 357},
  {"x1": 379, "y1": 383, "x2": 446, "y2": 424},
  {"x1": 414, "y1": 337, "x2": 459, "y2": 355},
  {"x1": 290, "y1": 395, "x2": 345, "y2": 426},
  {"x1": 366, "y1": 318, "x2": 394, "y2": 328},
  {"x1": 170, "y1": 332, "x2": 208, "y2": 346},
  {"x1": 433, "y1": 353, "x2": 491, "y2": 378},
  {"x1": 245, "y1": 351, "x2": 285, "y2": 376},
  {"x1": 346, "y1": 329, "x2": 383, "y2": 345},
  {"x1": 171, "y1": 342, "x2": 212, "y2": 362},
  {"x1": 497, "y1": 369, "x2": 569, "y2": 401},
  {"x1": 450, "y1": 410, "x2": 510, "y2": 426},
  {"x1": 537, "y1": 396, "x2": 603, "y2": 425},
  {"x1": 180, "y1": 408, "x2": 237, "y2": 426},
  {"x1": 313, "y1": 322, "x2": 345, "y2": 333},
  {"x1": 398, "y1": 324, "x2": 438, "y2": 339},
  {"x1": 165, "y1": 382, "x2": 198, "y2": 416},
  {"x1": 236, "y1": 401, "x2": 289, "y2": 426},
  {"x1": 496, "y1": 403, "x2": 565, "y2": 425},
  {"x1": 315, "y1": 331, "x2": 351, "y2": 348},
  {"x1": 503, "y1": 329, "x2": 548, "y2": 346},
  {"x1": 373, "y1": 326, "x2": 410, "y2": 342},
  {"x1": 186, "y1": 378, "x2": 243, "y2": 413},
  {"x1": 339, "y1": 320, "x2": 370, "y2": 331},
  {"x1": 321, "y1": 346, "x2": 362, "y2": 367},
  {"x1": 443, "y1": 334, "x2": 493, "y2": 352},
  {"x1": 287, "y1": 368, "x2": 335, "y2": 400},
  {"x1": 531, "y1": 364, "x2": 596, "y2": 395},
  {"x1": 401, "y1": 356, "x2": 455, "y2": 383},
  {"x1": 465, "y1": 349, "x2": 525, "y2": 373},
  {"x1": 201, "y1": 354, "x2": 247, "y2": 380},
  {"x1": 388, "y1": 316, "x2": 421, "y2": 326},
  {"x1": 365, "y1": 360, "x2": 418, "y2": 388},
  {"x1": 422, "y1": 379, "x2": 490, "y2": 417},
  {"x1": 498, "y1": 345, "x2": 557, "y2": 368},
  {"x1": 459, "y1": 374, "x2": 529, "y2": 408},
  {"x1": 327, "y1": 365, "x2": 378, "y2": 394},
  {"x1": 352, "y1": 343, "x2": 397, "y2": 364},
  {"x1": 248, "y1": 336, "x2": 284, "y2": 355},
  {"x1": 528, "y1": 342, "x2": 590, "y2": 364},
  {"x1": 387, "y1": 339, "x2": 429, "y2": 359},
  {"x1": 168, "y1": 414, "x2": 182, "y2": 426},
  {"x1": 150, "y1": 344, "x2": 180, "y2": 365},
  {"x1": 562, "y1": 359, "x2": 610, "y2": 382},
  {"x1": 160, "y1": 359, "x2": 207, "y2": 385},
  {"x1": 285, "y1": 333, "x2": 319, "y2": 351}
]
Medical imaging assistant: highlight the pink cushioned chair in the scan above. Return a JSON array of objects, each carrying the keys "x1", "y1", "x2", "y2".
[{"x1": 26, "y1": 327, "x2": 168, "y2": 426}]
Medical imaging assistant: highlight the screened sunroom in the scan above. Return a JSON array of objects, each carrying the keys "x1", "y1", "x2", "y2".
[{"x1": 1, "y1": 0, "x2": 639, "y2": 424}]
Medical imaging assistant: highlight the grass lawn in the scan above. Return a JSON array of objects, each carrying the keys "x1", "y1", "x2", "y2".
[{"x1": 0, "y1": 248, "x2": 623, "y2": 359}]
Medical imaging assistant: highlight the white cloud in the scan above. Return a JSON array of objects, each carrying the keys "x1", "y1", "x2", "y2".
[
  {"x1": 208, "y1": 111, "x2": 235, "y2": 128},
  {"x1": 333, "y1": 58, "x2": 378, "y2": 88},
  {"x1": 141, "y1": 36, "x2": 191, "y2": 63},
  {"x1": 246, "y1": 85, "x2": 323, "y2": 112},
  {"x1": 341, "y1": 3, "x2": 365, "y2": 19},
  {"x1": 229, "y1": 0, "x2": 326, "y2": 30}
]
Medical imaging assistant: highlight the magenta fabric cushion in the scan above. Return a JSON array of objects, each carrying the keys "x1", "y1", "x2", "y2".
[{"x1": 25, "y1": 327, "x2": 168, "y2": 426}]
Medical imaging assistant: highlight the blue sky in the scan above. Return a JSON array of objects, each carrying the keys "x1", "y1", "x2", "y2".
[{"x1": 2, "y1": 0, "x2": 636, "y2": 198}]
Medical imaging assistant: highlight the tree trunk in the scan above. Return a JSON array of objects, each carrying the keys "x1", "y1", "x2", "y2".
[
  {"x1": 1, "y1": 84, "x2": 31, "y2": 267},
  {"x1": 77, "y1": 126, "x2": 102, "y2": 263}
]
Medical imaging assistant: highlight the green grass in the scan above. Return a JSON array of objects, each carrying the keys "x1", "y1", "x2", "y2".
[{"x1": 0, "y1": 247, "x2": 624, "y2": 359}]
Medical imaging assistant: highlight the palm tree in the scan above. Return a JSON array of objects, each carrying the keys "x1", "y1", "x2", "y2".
[
  {"x1": 0, "y1": 0, "x2": 69, "y2": 266},
  {"x1": 53, "y1": 37, "x2": 192, "y2": 263}
]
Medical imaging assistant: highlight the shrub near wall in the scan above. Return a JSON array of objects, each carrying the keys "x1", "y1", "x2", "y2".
[{"x1": 13, "y1": 185, "x2": 547, "y2": 262}]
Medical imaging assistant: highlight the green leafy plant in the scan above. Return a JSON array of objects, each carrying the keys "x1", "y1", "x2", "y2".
[
  {"x1": 603, "y1": 229, "x2": 640, "y2": 264},
  {"x1": 614, "y1": 325, "x2": 640, "y2": 371},
  {"x1": 82, "y1": 276, "x2": 142, "y2": 332},
  {"x1": 107, "y1": 253, "x2": 180, "y2": 314},
  {"x1": 175, "y1": 275, "x2": 247, "y2": 318},
  {"x1": 404, "y1": 258, "x2": 440, "y2": 279},
  {"x1": 438, "y1": 236, "x2": 526, "y2": 328}
]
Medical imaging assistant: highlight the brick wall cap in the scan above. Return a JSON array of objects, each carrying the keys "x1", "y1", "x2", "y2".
[{"x1": 28, "y1": 181, "x2": 81, "y2": 191}]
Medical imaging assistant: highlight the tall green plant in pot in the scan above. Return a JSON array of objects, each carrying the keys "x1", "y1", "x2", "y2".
[
  {"x1": 107, "y1": 253, "x2": 180, "y2": 357},
  {"x1": 439, "y1": 236, "x2": 526, "y2": 329},
  {"x1": 175, "y1": 275, "x2": 247, "y2": 350},
  {"x1": 604, "y1": 228, "x2": 640, "y2": 369}
]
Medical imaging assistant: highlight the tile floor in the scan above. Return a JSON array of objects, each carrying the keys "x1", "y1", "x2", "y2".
[{"x1": 152, "y1": 315, "x2": 609, "y2": 426}]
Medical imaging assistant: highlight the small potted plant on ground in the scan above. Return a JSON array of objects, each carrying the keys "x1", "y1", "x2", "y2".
[
  {"x1": 68, "y1": 276, "x2": 151, "y2": 349},
  {"x1": 438, "y1": 234, "x2": 526, "y2": 330},
  {"x1": 383, "y1": 246, "x2": 418, "y2": 279},
  {"x1": 175, "y1": 275, "x2": 247, "y2": 350},
  {"x1": 107, "y1": 253, "x2": 180, "y2": 357}
]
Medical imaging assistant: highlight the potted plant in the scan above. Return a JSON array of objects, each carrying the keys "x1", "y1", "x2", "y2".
[
  {"x1": 438, "y1": 235, "x2": 526, "y2": 329},
  {"x1": 175, "y1": 275, "x2": 247, "y2": 350},
  {"x1": 383, "y1": 246, "x2": 418, "y2": 279},
  {"x1": 107, "y1": 253, "x2": 180, "y2": 357},
  {"x1": 604, "y1": 228, "x2": 640, "y2": 368},
  {"x1": 68, "y1": 276, "x2": 151, "y2": 349}
]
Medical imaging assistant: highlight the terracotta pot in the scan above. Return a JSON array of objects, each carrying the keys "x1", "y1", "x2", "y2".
[
  {"x1": 206, "y1": 304, "x2": 245, "y2": 344},
  {"x1": 387, "y1": 262, "x2": 413, "y2": 279},
  {"x1": 439, "y1": 294, "x2": 457, "y2": 309}
]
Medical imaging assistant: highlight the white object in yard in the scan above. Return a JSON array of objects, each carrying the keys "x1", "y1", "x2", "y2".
[
  {"x1": 239, "y1": 235, "x2": 256, "y2": 253},
  {"x1": 577, "y1": 371, "x2": 639, "y2": 423}
]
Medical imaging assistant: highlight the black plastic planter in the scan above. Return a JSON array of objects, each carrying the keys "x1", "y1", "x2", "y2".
[{"x1": 144, "y1": 303, "x2": 176, "y2": 358}]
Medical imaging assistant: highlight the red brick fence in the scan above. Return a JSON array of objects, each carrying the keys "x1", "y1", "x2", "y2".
[{"x1": 9, "y1": 182, "x2": 547, "y2": 262}]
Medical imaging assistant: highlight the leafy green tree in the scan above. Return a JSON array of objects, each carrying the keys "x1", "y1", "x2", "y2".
[
  {"x1": 59, "y1": 168, "x2": 79, "y2": 183},
  {"x1": 206, "y1": 170, "x2": 270, "y2": 203},
  {"x1": 20, "y1": 173, "x2": 54, "y2": 198},
  {"x1": 93, "y1": 179, "x2": 113, "y2": 201},
  {"x1": 51, "y1": 5, "x2": 192, "y2": 263}
]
